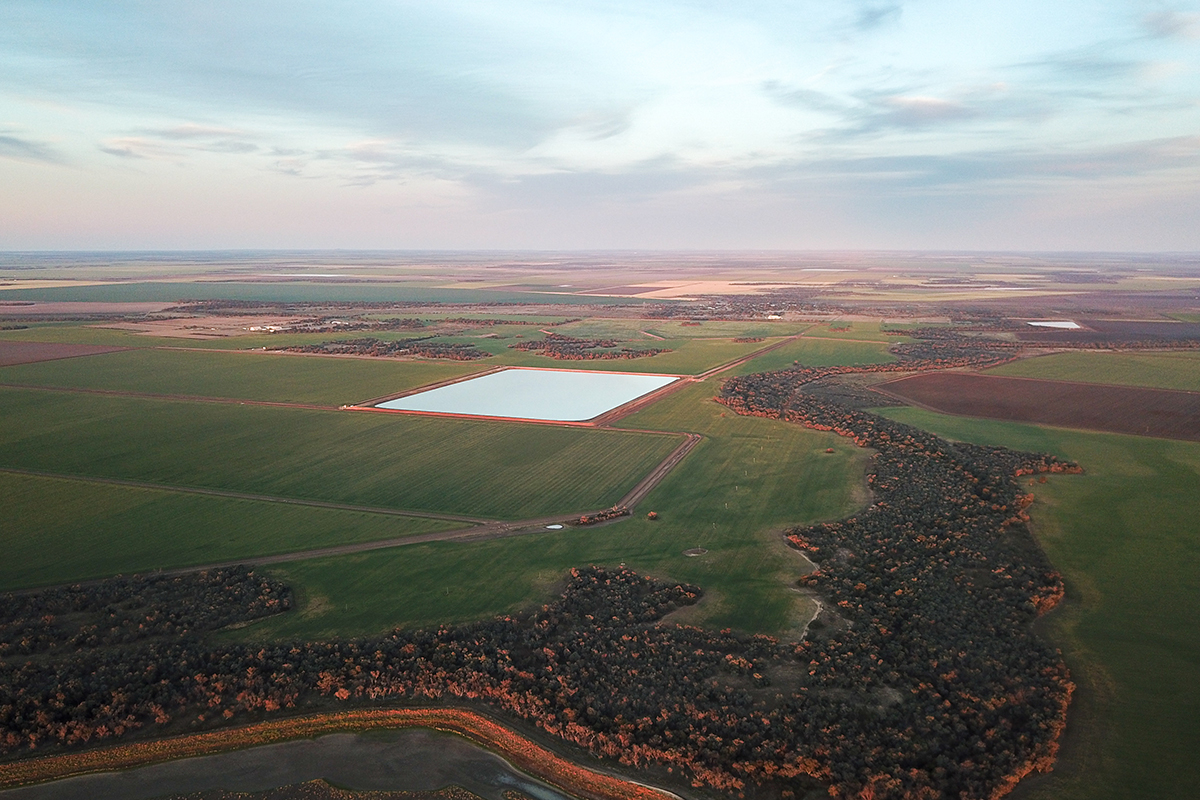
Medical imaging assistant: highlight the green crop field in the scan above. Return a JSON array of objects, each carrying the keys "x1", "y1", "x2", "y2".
[
  {"x1": 0, "y1": 347, "x2": 484, "y2": 405},
  {"x1": 801, "y1": 320, "x2": 901, "y2": 342},
  {"x1": 484, "y1": 336, "x2": 779, "y2": 375},
  {"x1": 0, "y1": 324, "x2": 207, "y2": 349},
  {"x1": 555, "y1": 318, "x2": 811, "y2": 340},
  {"x1": 0, "y1": 471, "x2": 460, "y2": 590},
  {"x1": 877, "y1": 407, "x2": 1200, "y2": 800},
  {"x1": 238, "y1": 379, "x2": 870, "y2": 640},
  {"x1": 733, "y1": 336, "x2": 895, "y2": 374},
  {"x1": 0, "y1": 323, "x2": 389, "y2": 351},
  {"x1": 0, "y1": 388, "x2": 678, "y2": 520},
  {"x1": 0, "y1": 323, "x2": 778, "y2": 376},
  {"x1": 987, "y1": 351, "x2": 1200, "y2": 392}
]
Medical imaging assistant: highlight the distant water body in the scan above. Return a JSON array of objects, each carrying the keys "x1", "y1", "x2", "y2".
[{"x1": 0, "y1": 730, "x2": 573, "y2": 800}]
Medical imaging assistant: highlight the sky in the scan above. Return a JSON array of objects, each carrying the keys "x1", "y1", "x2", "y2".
[{"x1": 1, "y1": 1, "x2": 1199, "y2": 251}]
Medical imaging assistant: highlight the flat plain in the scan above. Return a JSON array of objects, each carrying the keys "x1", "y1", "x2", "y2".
[
  {"x1": 0, "y1": 340, "x2": 129, "y2": 367},
  {"x1": 0, "y1": 471, "x2": 460, "y2": 590},
  {"x1": 4, "y1": 254, "x2": 1200, "y2": 800},
  {"x1": 0, "y1": 387, "x2": 678, "y2": 521},
  {"x1": 239, "y1": 379, "x2": 869, "y2": 640},
  {"x1": 0, "y1": 347, "x2": 486, "y2": 405},
  {"x1": 733, "y1": 334, "x2": 896, "y2": 374}
]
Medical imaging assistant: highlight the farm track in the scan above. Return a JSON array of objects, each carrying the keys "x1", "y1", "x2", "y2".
[
  {"x1": 2, "y1": 425, "x2": 700, "y2": 582},
  {"x1": 694, "y1": 332, "x2": 807, "y2": 379},
  {"x1": 615, "y1": 434, "x2": 701, "y2": 508},
  {"x1": 3, "y1": 333, "x2": 781, "y2": 585}
]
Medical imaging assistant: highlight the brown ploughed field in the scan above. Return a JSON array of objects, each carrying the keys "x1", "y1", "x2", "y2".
[
  {"x1": 877, "y1": 372, "x2": 1200, "y2": 441},
  {"x1": 1017, "y1": 319, "x2": 1200, "y2": 344},
  {"x1": 0, "y1": 341, "x2": 128, "y2": 367}
]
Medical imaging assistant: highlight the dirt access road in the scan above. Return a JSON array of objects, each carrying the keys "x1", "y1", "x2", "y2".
[
  {"x1": 3, "y1": 433, "x2": 702, "y2": 586},
  {"x1": 4, "y1": 333, "x2": 790, "y2": 584}
]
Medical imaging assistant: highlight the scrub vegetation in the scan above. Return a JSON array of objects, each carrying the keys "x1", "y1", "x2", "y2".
[{"x1": 876, "y1": 408, "x2": 1200, "y2": 800}]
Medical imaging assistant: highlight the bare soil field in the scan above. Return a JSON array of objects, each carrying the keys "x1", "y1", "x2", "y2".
[
  {"x1": 0, "y1": 301, "x2": 174, "y2": 316},
  {"x1": 0, "y1": 341, "x2": 127, "y2": 367},
  {"x1": 1017, "y1": 319, "x2": 1200, "y2": 344},
  {"x1": 877, "y1": 372, "x2": 1200, "y2": 441}
]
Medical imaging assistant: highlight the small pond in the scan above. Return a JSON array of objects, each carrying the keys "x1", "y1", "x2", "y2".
[{"x1": 377, "y1": 369, "x2": 678, "y2": 422}]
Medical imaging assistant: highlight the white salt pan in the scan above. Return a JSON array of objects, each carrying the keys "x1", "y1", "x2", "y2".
[{"x1": 1027, "y1": 321, "x2": 1082, "y2": 329}]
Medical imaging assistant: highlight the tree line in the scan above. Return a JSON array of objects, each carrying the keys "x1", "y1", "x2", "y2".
[
  {"x1": 510, "y1": 334, "x2": 668, "y2": 360},
  {"x1": 271, "y1": 338, "x2": 490, "y2": 360}
]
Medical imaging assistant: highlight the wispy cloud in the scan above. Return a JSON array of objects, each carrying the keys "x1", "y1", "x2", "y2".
[
  {"x1": 0, "y1": 131, "x2": 63, "y2": 164},
  {"x1": 1143, "y1": 10, "x2": 1200, "y2": 40},
  {"x1": 2, "y1": 0, "x2": 1199, "y2": 248},
  {"x1": 875, "y1": 95, "x2": 978, "y2": 127},
  {"x1": 766, "y1": 83, "x2": 1003, "y2": 140},
  {"x1": 759, "y1": 135, "x2": 1200, "y2": 192},
  {"x1": 855, "y1": 3, "x2": 902, "y2": 31},
  {"x1": 149, "y1": 124, "x2": 247, "y2": 140},
  {"x1": 101, "y1": 127, "x2": 259, "y2": 160},
  {"x1": 100, "y1": 137, "x2": 175, "y2": 160}
]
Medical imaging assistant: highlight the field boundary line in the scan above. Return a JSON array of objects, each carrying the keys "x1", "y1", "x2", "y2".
[
  {"x1": 0, "y1": 467, "x2": 491, "y2": 524},
  {"x1": 967, "y1": 367, "x2": 1200, "y2": 395},
  {"x1": 876, "y1": 370, "x2": 1200, "y2": 398},
  {"x1": 694, "y1": 330, "x2": 813, "y2": 380},
  {"x1": 798, "y1": 335, "x2": 897, "y2": 345},
  {"x1": 617, "y1": 433, "x2": 702, "y2": 508},
  {"x1": 0, "y1": 342, "x2": 132, "y2": 367},
  {"x1": 351, "y1": 365, "x2": 507, "y2": 407},
  {"x1": 873, "y1": 372, "x2": 1200, "y2": 442},
  {"x1": 0, "y1": 382, "x2": 337, "y2": 410},
  {"x1": 1, "y1": 428, "x2": 701, "y2": 581}
]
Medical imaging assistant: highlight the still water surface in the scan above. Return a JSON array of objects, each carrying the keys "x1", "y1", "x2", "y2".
[
  {"x1": 378, "y1": 369, "x2": 677, "y2": 422},
  {"x1": 0, "y1": 730, "x2": 573, "y2": 800}
]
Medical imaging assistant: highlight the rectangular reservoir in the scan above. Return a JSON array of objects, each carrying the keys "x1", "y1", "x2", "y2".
[{"x1": 376, "y1": 368, "x2": 679, "y2": 422}]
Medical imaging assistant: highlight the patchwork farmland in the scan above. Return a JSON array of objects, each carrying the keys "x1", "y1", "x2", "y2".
[
  {"x1": 877, "y1": 372, "x2": 1200, "y2": 441},
  {"x1": 2, "y1": 254, "x2": 1200, "y2": 800}
]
